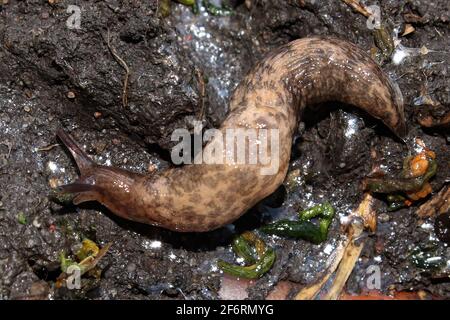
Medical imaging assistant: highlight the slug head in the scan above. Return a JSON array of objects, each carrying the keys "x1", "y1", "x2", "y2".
[{"x1": 55, "y1": 129, "x2": 143, "y2": 220}]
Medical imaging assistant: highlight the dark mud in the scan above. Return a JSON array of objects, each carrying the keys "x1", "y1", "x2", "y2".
[{"x1": 0, "y1": 0, "x2": 449, "y2": 299}]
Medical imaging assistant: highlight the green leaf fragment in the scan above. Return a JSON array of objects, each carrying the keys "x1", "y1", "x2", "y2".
[
  {"x1": 202, "y1": 0, "x2": 232, "y2": 16},
  {"x1": 218, "y1": 248, "x2": 276, "y2": 279},
  {"x1": 411, "y1": 245, "x2": 446, "y2": 270},
  {"x1": 373, "y1": 25, "x2": 395, "y2": 59},
  {"x1": 366, "y1": 159, "x2": 437, "y2": 194},
  {"x1": 386, "y1": 194, "x2": 406, "y2": 211},
  {"x1": 76, "y1": 239, "x2": 100, "y2": 261},
  {"x1": 59, "y1": 251, "x2": 77, "y2": 273},
  {"x1": 260, "y1": 202, "x2": 335, "y2": 244},
  {"x1": 218, "y1": 232, "x2": 276, "y2": 279},
  {"x1": 159, "y1": 0, "x2": 172, "y2": 17},
  {"x1": 59, "y1": 241, "x2": 111, "y2": 277},
  {"x1": 17, "y1": 212, "x2": 27, "y2": 225},
  {"x1": 232, "y1": 235, "x2": 258, "y2": 265},
  {"x1": 176, "y1": 0, "x2": 196, "y2": 5},
  {"x1": 299, "y1": 202, "x2": 334, "y2": 221}
]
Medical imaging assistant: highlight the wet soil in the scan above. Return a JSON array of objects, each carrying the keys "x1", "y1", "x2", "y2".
[{"x1": 0, "y1": 0, "x2": 449, "y2": 299}]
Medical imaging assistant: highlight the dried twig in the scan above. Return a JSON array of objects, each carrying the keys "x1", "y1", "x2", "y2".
[
  {"x1": 36, "y1": 144, "x2": 60, "y2": 152},
  {"x1": 416, "y1": 185, "x2": 450, "y2": 218},
  {"x1": 195, "y1": 68, "x2": 206, "y2": 121},
  {"x1": 0, "y1": 141, "x2": 13, "y2": 170},
  {"x1": 418, "y1": 112, "x2": 450, "y2": 128},
  {"x1": 105, "y1": 29, "x2": 130, "y2": 108},
  {"x1": 321, "y1": 194, "x2": 374, "y2": 300},
  {"x1": 341, "y1": 0, "x2": 371, "y2": 18},
  {"x1": 295, "y1": 239, "x2": 348, "y2": 300},
  {"x1": 1, "y1": 141, "x2": 13, "y2": 159},
  {"x1": 295, "y1": 193, "x2": 375, "y2": 300}
]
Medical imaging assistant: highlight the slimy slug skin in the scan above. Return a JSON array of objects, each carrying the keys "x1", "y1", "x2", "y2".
[{"x1": 56, "y1": 37, "x2": 406, "y2": 232}]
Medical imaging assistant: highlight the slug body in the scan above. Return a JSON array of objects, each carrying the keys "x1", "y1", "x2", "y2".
[{"x1": 57, "y1": 37, "x2": 406, "y2": 232}]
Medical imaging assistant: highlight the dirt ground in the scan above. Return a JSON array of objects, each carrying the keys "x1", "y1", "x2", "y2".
[{"x1": 0, "y1": 0, "x2": 449, "y2": 300}]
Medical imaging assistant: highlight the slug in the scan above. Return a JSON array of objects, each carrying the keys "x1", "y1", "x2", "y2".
[{"x1": 56, "y1": 37, "x2": 406, "y2": 232}]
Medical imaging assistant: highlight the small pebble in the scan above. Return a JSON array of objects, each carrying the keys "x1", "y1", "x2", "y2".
[
  {"x1": 148, "y1": 163, "x2": 157, "y2": 173},
  {"x1": 48, "y1": 177, "x2": 60, "y2": 189},
  {"x1": 94, "y1": 112, "x2": 102, "y2": 119},
  {"x1": 32, "y1": 217, "x2": 42, "y2": 228},
  {"x1": 24, "y1": 106, "x2": 31, "y2": 113},
  {"x1": 378, "y1": 213, "x2": 390, "y2": 223},
  {"x1": 94, "y1": 141, "x2": 107, "y2": 153},
  {"x1": 67, "y1": 91, "x2": 76, "y2": 99},
  {"x1": 435, "y1": 212, "x2": 450, "y2": 244},
  {"x1": 29, "y1": 281, "x2": 50, "y2": 299},
  {"x1": 126, "y1": 263, "x2": 136, "y2": 273},
  {"x1": 2, "y1": 0, "x2": 9, "y2": 5},
  {"x1": 24, "y1": 89, "x2": 33, "y2": 99},
  {"x1": 420, "y1": 46, "x2": 429, "y2": 55}
]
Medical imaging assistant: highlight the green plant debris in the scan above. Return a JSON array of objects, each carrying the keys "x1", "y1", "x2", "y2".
[
  {"x1": 373, "y1": 24, "x2": 395, "y2": 63},
  {"x1": 365, "y1": 159, "x2": 436, "y2": 194},
  {"x1": 232, "y1": 233, "x2": 258, "y2": 264},
  {"x1": 365, "y1": 151, "x2": 437, "y2": 211},
  {"x1": 176, "y1": 0, "x2": 196, "y2": 5},
  {"x1": 218, "y1": 248, "x2": 276, "y2": 279},
  {"x1": 386, "y1": 194, "x2": 407, "y2": 211},
  {"x1": 17, "y1": 211, "x2": 27, "y2": 225},
  {"x1": 202, "y1": 0, "x2": 232, "y2": 16},
  {"x1": 59, "y1": 251, "x2": 76, "y2": 273},
  {"x1": 160, "y1": 0, "x2": 199, "y2": 17},
  {"x1": 159, "y1": 0, "x2": 172, "y2": 17},
  {"x1": 260, "y1": 202, "x2": 335, "y2": 244},
  {"x1": 218, "y1": 231, "x2": 276, "y2": 279},
  {"x1": 57, "y1": 239, "x2": 111, "y2": 288},
  {"x1": 76, "y1": 239, "x2": 100, "y2": 261},
  {"x1": 411, "y1": 244, "x2": 446, "y2": 270}
]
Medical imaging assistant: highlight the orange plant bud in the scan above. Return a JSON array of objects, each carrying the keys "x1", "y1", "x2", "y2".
[
  {"x1": 406, "y1": 182, "x2": 432, "y2": 201},
  {"x1": 408, "y1": 153, "x2": 429, "y2": 178},
  {"x1": 404, "y1": 199, "x2": 413, "y2": 207},
  {"x1": 424, "y1": 149, "x2": 436, "y2": 159}
]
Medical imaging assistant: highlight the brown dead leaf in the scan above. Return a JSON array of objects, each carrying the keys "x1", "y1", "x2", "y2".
[
  {"x1": 402, "y1": 24, "x2": 415, "y2": 36},
  {"x1": 416, "y1": 185, "x2": 450, "y2": 218}
]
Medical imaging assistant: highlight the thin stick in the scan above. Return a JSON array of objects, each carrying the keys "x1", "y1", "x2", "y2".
[
  {"x1": 195, "y1": 69, "x2": 206, "y2": 121},
  {"x1": 105, "y1": 29, "x2": 130, "y2": 108},
  {"x1": 36, "y1": 143, "x2": 60, "y2": 152},
  {"x1": 341, "y1": 0, "x2": 371, "y2": 18}
]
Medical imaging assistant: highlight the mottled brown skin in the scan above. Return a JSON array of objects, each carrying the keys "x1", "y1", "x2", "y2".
[{"x1": 57, "y1": 37, "x2": 406, "y2": 232}]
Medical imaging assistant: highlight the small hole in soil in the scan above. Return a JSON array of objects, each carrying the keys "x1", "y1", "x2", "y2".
[{"x1": 29, "y1": 257, "x2": 61, "y2": 282}]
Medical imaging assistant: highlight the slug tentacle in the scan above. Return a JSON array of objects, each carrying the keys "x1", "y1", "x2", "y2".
[
  {"x1": 56, "y1": 129, "x2": 94, "y2": 175},
  {"x1": 56, "y1": 129, "x2": 103, "y2": 204},
  {"x1": 56, "y1": 37, "x2": 406, "y2": 232}
]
